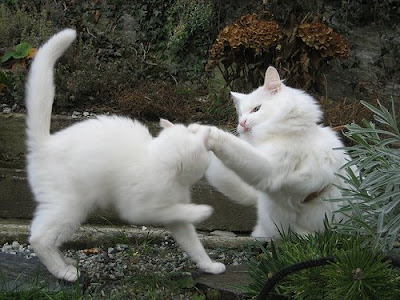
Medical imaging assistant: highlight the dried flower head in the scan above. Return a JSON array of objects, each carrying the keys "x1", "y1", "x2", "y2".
[{"x1": 297, "y1": 22, "x2": 350, "y2": 58}]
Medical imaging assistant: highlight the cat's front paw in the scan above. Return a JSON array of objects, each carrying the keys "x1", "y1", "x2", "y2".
[
  {"x1": 206, "y1": 127, "x2": 222, "y2": 150},
  {"x1": 188, "y1": 124, "x2": 221, "y2": 151},
  {"x1": 199, "y1": 262, "x2": 226, "y2": 274}
]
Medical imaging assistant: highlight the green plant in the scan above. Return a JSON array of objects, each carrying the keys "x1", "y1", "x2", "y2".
[
  {"x1": 166, "y1": 0, "x2": 215, "y2": 56},
  {"x1": 0, "y1": 272, "x2": 82, "y2": 300},
  {"x1": 1, "y1": 41, "x2": 33, "y2": 62},
  {"x1": 323, "y1": 245, "x2": 399, "y2": 300},
  {"x1": 0, "y1": 69, "x2": 25, "y2": 101},
  {"x1": 128, "y1": 273, "x2": 200, "y2": 299},
  {"x1": 333, "y1": 100, "x2": 400, "y2": 251},
  {"x1": 0, "y1": 41, "x2": 36, "y2": 102},
  {"x1": 243, "y1": 227, "x2": 400, "y2": 299}
]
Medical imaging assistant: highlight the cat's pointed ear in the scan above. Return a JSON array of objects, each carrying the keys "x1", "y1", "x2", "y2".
[
  {"x1": 230, "y1": 91, "x2": 243, "y2": 115},
  {"x1": 160, "y1": 118, "x2": 174, "y2": 128},
  {"x1": 264, "y1": 66, "x2": 281, "y2": 93}
]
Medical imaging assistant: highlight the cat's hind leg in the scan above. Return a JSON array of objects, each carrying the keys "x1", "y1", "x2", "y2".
[
  {"x1": 167, "y1": 222, "x2": 226, "y2": 274},
  {"x1": 163, "y1": 204, "x2": 214, "y2": 224},
  {"x1": 29, "y1": 203, "x2": 84, "y2": 282},
  {"x1": 124, "y1": 203, "x2": 214, "y2": 225}
]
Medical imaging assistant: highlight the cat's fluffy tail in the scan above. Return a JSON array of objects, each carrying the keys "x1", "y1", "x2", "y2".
[{"x1": 25, "y1": 29, "x2": 76, "y2": 148}]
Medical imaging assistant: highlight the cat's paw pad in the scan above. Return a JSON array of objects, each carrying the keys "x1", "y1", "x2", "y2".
[
  {"x1": 200, "y1": 262, "x2": 226, "y2": 274},
  {"x1": 190, "y1": 204, "x2": 213, "y2": 223},
  {"x1": 55, "y1": 265, "x2": 79, "y2": 282}
]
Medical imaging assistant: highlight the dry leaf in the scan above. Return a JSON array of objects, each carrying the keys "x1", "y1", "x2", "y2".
[{"x1": 84, "y1": 247, "x2": 99, "y2": 255}]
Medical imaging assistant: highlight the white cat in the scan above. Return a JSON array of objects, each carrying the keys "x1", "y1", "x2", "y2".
[
  {"x1": 25, "y1": 29, "x2": 225, "y2": 282},
  {"x1": 190, "y1": 67, "x2": 350, "y2": 238}
]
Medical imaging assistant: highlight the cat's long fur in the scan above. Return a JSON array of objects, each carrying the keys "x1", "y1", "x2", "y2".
[
  {"x1": 26, "y1": 29, "x2": 225, "y2": 282},
  {"x1": 190, "y1": 67, "x2": 350, "y2": 238}
]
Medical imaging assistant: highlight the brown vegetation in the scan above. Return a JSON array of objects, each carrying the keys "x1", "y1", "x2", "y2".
[
  {"x1": 206, "y1": 13, "x2": 350, "y2": 91},
  {"x1": 320, "y1": 97, "x2": 374, "y2": 128},
  {"x1": 114, "y1": 82, "x2": 235, "y2": 125}
]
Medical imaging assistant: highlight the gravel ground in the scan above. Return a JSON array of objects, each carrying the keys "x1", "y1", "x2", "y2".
[{"x1": 1, "y1": 231, "x2": 258, "y2": 299}]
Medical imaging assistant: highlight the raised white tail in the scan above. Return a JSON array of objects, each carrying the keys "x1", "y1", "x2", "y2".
[{"x1": 25, "y1": 29, "x2": 76, "y2": 149}]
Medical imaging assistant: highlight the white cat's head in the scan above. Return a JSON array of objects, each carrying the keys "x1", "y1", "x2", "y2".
[
  {"x1": 231, "y1": 66, "x2": 322, "y2": 142},
  {"x1": 157, "y1": 119, "x2": 210, "y2": 185}
]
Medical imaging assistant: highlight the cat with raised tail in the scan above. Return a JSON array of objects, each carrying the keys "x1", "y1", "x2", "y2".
[
  {"x1": 190, "y1": 67, "x2": 350, "y2": 238},
  {"x1": 25, "y1": 29, "x2": 225, "y2": 282}
]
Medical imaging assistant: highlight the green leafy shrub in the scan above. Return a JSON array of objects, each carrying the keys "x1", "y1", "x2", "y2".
[
  {"x1": 0, "y1": 3, "x2": 53, "y2": 105},
  {"x1": 333, "y1": 100, "x2": 400, "y2": 251},
  {"x1": 0, "y1": 3, "x2": 53, "y2": 49},
  {"x1": 166, "y1": 0, "x2": 215, "y2": 56}
]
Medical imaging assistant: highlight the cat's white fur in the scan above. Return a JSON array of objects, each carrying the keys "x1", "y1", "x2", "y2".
[
  {"x1": 26, "y1": 29, "x2": 225, "y2": 282},
  {"x1": 190, "y1": 67, "x2": 350, "y2": 238}
]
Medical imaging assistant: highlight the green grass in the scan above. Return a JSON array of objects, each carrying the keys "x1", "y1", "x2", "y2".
[{"x1": 0, "y1": 274, "x2": 82, "y2": 300}]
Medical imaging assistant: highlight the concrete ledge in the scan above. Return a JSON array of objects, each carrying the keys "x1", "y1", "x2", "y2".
[{"x1": 0, "y1": 219, "x2": 257, "y2": 250}]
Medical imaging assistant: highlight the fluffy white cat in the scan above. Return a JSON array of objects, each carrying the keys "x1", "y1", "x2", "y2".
[
  {"x1": 25, "y1": 29, "x2": 225, "y2": 282},
  {"x1": 190, "y1": 67, "x2": 350, "y2": 238}
]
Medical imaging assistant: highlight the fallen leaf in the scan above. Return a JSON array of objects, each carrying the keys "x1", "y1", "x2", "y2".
[{"x1": 84, "y1": 247, "x2": 99, "y2": 255}]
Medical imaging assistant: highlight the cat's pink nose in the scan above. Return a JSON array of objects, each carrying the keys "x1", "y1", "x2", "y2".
[{"x1": 239, "y1": 120, "x2": 250, "y2": 131}]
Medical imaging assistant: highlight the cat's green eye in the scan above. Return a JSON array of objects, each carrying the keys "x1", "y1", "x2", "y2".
[{"x1": 252, "y1": 105, "x2": 261, "y2": 113}]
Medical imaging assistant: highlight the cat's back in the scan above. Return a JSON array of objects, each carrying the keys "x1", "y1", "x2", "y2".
[
  {"x1": 41, "y1": 115, "x2": 153, "y2": 167},
  {"x1": 53, "y1": 115, "x2": 151, "y2": 143}
]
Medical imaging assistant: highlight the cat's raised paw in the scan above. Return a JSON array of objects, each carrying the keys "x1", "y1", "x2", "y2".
[
  {"x1": 188, "y1": 124, "x2": 220, "y2": 150},
  {"x1": 200, "y1": 262, "x2": 226, "y2": 274}
]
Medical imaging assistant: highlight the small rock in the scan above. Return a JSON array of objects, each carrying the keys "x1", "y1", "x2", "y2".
[
  {"x1": 116, "y1": 244, "x2": 128, "y2": 251},
  {"x1": 3, "y1": 107, "x2": 11, "y2": 114},
  {"x1": 210, "y1": 230, "x2": 237, "y2": 237},
  {"x1": 83, "y1": 111, "x2": 90, "y2": 117},
  {"x1": 72, "y1": 111, "x2": 81, "y2": 118},
  {"x1": 11, "y1": 241, "x2": 20, "y2": 250},
  {"x1": 11, "y1": 103, "x2": 18, "y2": 111}
]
